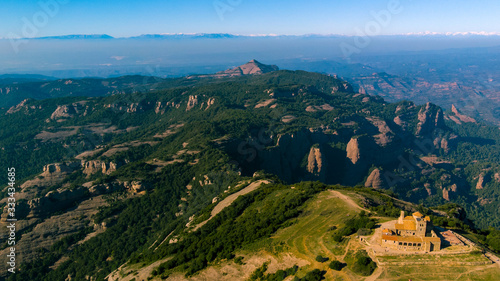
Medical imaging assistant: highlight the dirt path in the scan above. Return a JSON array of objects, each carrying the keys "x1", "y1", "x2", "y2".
[
  {"x1": 365, "y1": 248, "x2": 384, "y2": 281},
  {"x1": 193, "y1": 180, "x2": 270, "y2": 231},
  {"x1": 106, "y1": 257, "x2": 171, "y2": 281},
  {"x1": 485, "y1": 252, "x2": 500, "y2": 268},
  {"x1": 328, "y1": 190, "x2": 370, "y2": 212}
]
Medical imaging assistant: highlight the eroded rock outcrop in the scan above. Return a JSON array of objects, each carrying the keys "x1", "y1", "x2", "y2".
[
  {"x1": 365, "y1": 168, "x2": 387, "y2": 189},
  {"x1": 186, "y1": 95, "x2": 198, "y2": 111},
  {"x1": 307, "y1": 146, "x2": 326, "y2": 181},
  {"x1": 155, "y1": 101, "x2": 181, "y2": 114},
  {"x1": 366, "y1": 117, "x2": 394, "y2": 146},
  {"x1": 346, "y1": 138, "x2": 362, "y2": 165},
  {"x1": 416, "y1": 102, "x2": 445, "y2": 136},
  {"x1": 50, "y1": 102, "x2": 87, "y2": 120},
  {"x1": 331, "y1": 82, "x2": 354, "y2": 93},
  {"x1": 205, "y1": 97, "x2": 216, "y2": 110},
  {"x1": 257, "y1": 128, "x2": 340, "y2": 183},
  {"x1": 22, "y1": 162, "x2": 80, "y2": 189},
  {"x1": 442, "y1": 188, "x2": 450, "y2": 201},
  {"x1": 104, "y1": 100, "x2": 153, "y2": 113},
  {"x1": 450, "y1": 105, "x2": 476, "y2": 124},
  {"x1": 82, "y1": 160, "x2": 120, "y2": 176},
  {"x1": 6, "y1": 99, "x2": 42, "y2": 114},
  {"x1": 476, "y1": 173, "x2": 486, "y2": 189}
]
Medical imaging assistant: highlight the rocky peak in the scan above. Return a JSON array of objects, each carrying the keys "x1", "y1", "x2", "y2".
[
  {"x1": 442, "y1": 188, "x2": 450, "y2": 201},
  {"x1": 82, "y1": 160, "x2": 120, "y2": 176},
  {"x1": 449, "y1": 104, "x2": 477, "y2": 124},
  {"x1": 366, "y1": 117, "x2": 394, "y2": 146},
  {"x1": 6, "y1": 99, "x2": 41, "y2": 114},
  {"x1": 416, "y1": 102, "x2": 445, "y2": 136},
  {"x1": 42, "y1": 162, "x2": 80, "y2": 177},
  {"x1": 476, "y1": 173, "x2": 488, "y2": 189},
  {"x1": 216, "y1": 59, "x2": 279, "y2": 77},
  {"x1": 50, "y1": 102, "x2": 87, "y2": 120},
  {"x1": 346, "y1": 138, "x2": 361, "y2": 165},
  {"x1": 186, "y1": 95, "x2": 199, "y2": 111},
  {"x1": 51, "y1": 104, "x2": 77, "y2": 120},
  {"x1": 365, "y1": 168, "x2": 387, "y2": 189},
  {"x1": 307, "y1": 146, "x2": 323, "y2": 176}
]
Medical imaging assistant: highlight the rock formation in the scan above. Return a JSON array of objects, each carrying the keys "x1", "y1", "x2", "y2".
[
  {"x1": 6, "y1": 99, "x2": 41, "y2": 114},
  {"x1": 416, "y1": 102, "x2": 445, "y2": 136},
  {"x1": 365, "y1": 168, "x2": 387, "y2": 189},
  {"x1": 82, "y1": 160, "x2": 120, "y2": 176},
  {"x1": 22, "y1": 162, "x2": 80, "y2": 189},
  {"x1": 346, "y1": 138, "x2": 361, "y2": 165},
  {"x1": 50, "y1": 102, "x2": 87, "y2": 120},
  {"x1": 256, "y1": 128, "x2": 339, "y2": 183},
  {"x1": 306, "y1": 146, "x2": 326, "y2": 181},
  {"x1": 205, "y1": 97, "x2": 216, "y2": 110},
  {"x1": 476, "y1": 173, "x2": 486, "y2": 189},
  {"x1": 442, "y1": 188, "x2": 450, "y2": 201},
  {"x1": 450, "y1": 104, "x2": 476, "y2": 124},
  {"x1": 186, "y1": 95, "x2": 198, "y2": 111}
]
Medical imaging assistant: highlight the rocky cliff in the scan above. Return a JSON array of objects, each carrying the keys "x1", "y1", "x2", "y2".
[
  {"x1": 82, "y1": 160, "x2": 120, "y2": 176},
  {"x1": 365, "y1": 168, "x2": 387, "y2": 189},
  {"x1": 416, "y1": 102, "x2": 445, "y2": 136}
]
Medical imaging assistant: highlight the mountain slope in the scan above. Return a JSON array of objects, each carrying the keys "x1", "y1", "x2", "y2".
[
  {"x1": 108, "y1": 187, "x2": 500, "y2": 281},
  {"x1": 1, "y1": 66, "x2": 500, "y2": 280}
]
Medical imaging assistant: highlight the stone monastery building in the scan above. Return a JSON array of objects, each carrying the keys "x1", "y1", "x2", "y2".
[{"x1": 381, "y1": 211, "x2": 441, "y2": 252}]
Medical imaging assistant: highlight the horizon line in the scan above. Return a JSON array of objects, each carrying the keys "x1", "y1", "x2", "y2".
[{"x1": 3, "y1": 31, "x2": 500, "y2": 40}]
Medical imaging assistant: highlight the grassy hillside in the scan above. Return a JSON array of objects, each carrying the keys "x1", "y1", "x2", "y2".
[{"x1": 110, "y1": 186, "x2": 500, "y2": 281}]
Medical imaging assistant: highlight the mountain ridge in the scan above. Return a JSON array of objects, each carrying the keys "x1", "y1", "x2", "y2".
[
  {"x1": 14, "y1": 32, "x2": 500, "y2": 40},
  {"x1": 1, "y1": 65, "x2": 500, "y2": 280}
]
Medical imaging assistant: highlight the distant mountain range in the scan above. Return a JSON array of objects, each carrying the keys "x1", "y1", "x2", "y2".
[
  {"x1": 15, "y1": 32, "x2": 500, "y2": 40},
  {"x1": 34, "y1": 34, "x2": 114, "y2": 39}
]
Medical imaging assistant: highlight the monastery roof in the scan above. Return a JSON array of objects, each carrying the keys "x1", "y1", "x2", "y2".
[
  {"x1": 413, "y1": 212, "x2": 424, "y2": 217},
  {"x1": 395, "y1": 220, "x2": 416, "y2": 231}
]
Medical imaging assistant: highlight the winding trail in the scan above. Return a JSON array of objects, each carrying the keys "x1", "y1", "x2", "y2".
[
  {"x1": 328, "y1": 190, "x2": 370, "y2": 212},
  {"x1": 193, "y1": 180, "x2": 269, "y2": 231}
]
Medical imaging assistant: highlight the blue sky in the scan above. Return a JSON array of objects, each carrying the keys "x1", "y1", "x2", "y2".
[{"x1": 1, "y1": 0, "x2": 499, "y2": 38}]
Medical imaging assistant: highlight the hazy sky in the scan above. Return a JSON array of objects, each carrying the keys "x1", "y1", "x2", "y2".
[{"x1": 1, "y1": 0, "x2": 499, "y2": 38}]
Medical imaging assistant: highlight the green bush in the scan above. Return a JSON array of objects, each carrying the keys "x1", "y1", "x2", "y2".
[
  {"x1": 234, "y1": 256, "x2": 244, "y2": 265},
  {"x1": 293, "y1": 269, "x2": 326, "y2": 281},
  {"x1": 351, "y1": 251, "x2": 377, "y2": 276},
  {"x1": 332, "y1": 211, "x2": 376, "y2": 242},
  {"x1": 328, "y1": 260, "x2": 345, "y2": 271},
  {"x1": 315, "y1": 255, "x2": 329, "y2": 263}
]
